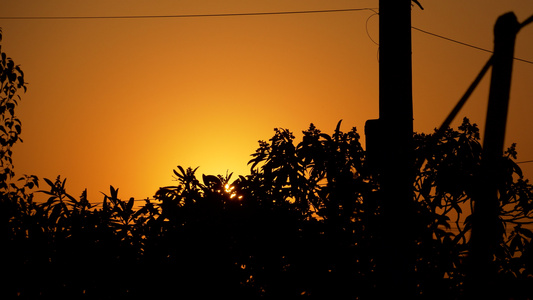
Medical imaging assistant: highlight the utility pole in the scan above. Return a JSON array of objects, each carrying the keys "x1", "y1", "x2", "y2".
[
  {"x1": 467, "y1": 12, "x2": 520, "y2": 299},
  {"x1": 365, "y1": 0, "x2": 415, "y2": 298}
]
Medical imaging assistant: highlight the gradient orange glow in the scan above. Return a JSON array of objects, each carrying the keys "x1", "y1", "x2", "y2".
[{"x1": 1, "y1": 0, "x2": 532, "y2": 200}]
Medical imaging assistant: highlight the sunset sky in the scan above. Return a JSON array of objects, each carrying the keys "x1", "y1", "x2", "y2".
[{"x1": 1, "y1": 0, "x2": 532, "y2": 201}]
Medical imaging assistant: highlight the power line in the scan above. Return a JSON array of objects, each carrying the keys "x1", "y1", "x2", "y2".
[
  {"x1": 3, "y1": 7, "x2": 532, "y2": 65},
  {"x1": 365, "y1": 11, "x2": 380, "y2": 46},
  {"x1": 412, "y1": 26, "x2": 533, "y2": 65},
  {"x1": 0, "y1": 8, "x2": 376, "y2": 20},
  {"x1": 412, "y1": 26, "x2": 494, "y2": 54}
]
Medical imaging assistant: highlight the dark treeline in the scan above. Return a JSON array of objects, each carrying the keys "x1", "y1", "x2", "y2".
[{"x1": 2, "y1": 119, "x2": 533, "y2": 299}]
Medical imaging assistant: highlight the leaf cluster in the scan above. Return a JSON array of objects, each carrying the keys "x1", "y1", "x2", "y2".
[{"x1": 0, "y1": 28, "x2": 26, "y2": 190}]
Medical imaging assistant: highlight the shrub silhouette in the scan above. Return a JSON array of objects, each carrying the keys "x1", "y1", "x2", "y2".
[{"x1": 3, "y1": 118, "x2": 533, "y2": 299}]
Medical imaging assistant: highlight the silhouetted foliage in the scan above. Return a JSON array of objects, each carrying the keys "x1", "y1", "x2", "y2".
[
  {"x1": 0, "y1": 28, "x2": 26, "y2": 188},
  {"x1": 0, "y1": 28, "x2": 42, "y2": 298},
  {"x1": 2, "y1": 118, "x2": 533, "y2": 299}
]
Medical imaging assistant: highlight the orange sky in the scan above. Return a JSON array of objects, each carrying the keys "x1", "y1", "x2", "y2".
[{"x1": 1, "y1": 0, "x2": 533, "y2": 201}]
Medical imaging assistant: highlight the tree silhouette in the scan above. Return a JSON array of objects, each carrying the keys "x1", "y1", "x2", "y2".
[
  {"x1": 0, "y1": 27, "x2": 41, "y2": 298},
  {"x1": 2, "y1": 116, "x2": 533, "y2": 298},
  {"x1": 0, "y1": 28, "x2": 26, "y2": 188}
]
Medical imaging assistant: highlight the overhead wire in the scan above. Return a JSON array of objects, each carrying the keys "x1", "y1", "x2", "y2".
[
  {"x1": 412, "y1": 26, "x2": 494, "y2": 55},
  {"x1": 365, "y1": 10, "x2": 380, "y2": 46},
  {"x1": 0, "y1": 8, "x2": 376, "y2": 20},
  {"x1": 364, "y1": 9, "x2": 380, "y2": 63},
  {"x1": 412, "y1": 26, "x2": 533, "y2": 64},
  {"x1": 1, "y1": 7, "x2": 532, "y2": 64}
]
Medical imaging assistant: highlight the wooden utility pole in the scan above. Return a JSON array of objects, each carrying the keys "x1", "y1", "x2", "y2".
[
  {"x1": 467, "y1": 12, "x2": 520, "y2": 299},
  {"x1": 371, "y1": 0, "x2": 415, "y2": 298}
]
